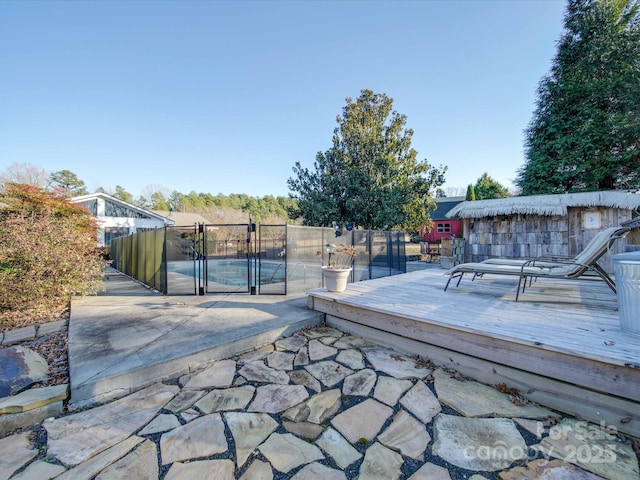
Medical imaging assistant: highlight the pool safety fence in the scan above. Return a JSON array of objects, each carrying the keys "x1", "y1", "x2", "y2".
[{"x1": 110, "y1": 224, "x2": 407, "y2": 295}]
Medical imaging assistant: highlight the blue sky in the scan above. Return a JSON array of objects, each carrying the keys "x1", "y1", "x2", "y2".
[{"x1": 0, "y1": 0, "x2": 566, "y2": 199}]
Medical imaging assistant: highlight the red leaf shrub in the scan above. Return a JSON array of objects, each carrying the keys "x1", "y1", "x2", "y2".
[{"x1": 0, "y1": 184, "x2": 105, "y2": 329}]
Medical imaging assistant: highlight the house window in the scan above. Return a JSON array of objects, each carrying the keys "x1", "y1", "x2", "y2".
[
  {"x1": 104, "y1": 227, "x2": 129, "y2": 246},
  {"x1": 437, "y1": 223, "x2": 451, "y2": 233},
  {"x1": 104, "y1": 199, "x2": 150, "y2": 219},
  {"x1": 77, "y1": 199, "x2": 97, "y2": 215}
]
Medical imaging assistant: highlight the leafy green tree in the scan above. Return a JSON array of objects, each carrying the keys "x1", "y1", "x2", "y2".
[
  {"x1": 49, "y1": 169, "x2": 88, "y2": 197},
  {"x1": 288, "y1": 89, "x2": 446, "y2": 231},
  {"x1": 136, "y1": 196, "x2": 151, "y2": 209},
  {"x1": 168, "y1": 191, "x2": 186, "y2": 212},
  {"x1": 517, "y1": 0, "x2": 640, "y2": 194},
  {"x1": 474, "y1": 173, "x2": 510, "y2": 200},
  {"x1": 150, "y1": 191, "x2": 170, "y2": 210},
  {"x1": 465, "y1": 184, "x2": 476, "y2": 201},
  {"x1": 113, "y1": 185, "x2": 134, "y2": 204}
]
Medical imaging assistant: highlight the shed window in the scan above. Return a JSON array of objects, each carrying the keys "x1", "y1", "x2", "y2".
[{"x1": 437, "y1": 223, "x2": 451, "y2": 233}]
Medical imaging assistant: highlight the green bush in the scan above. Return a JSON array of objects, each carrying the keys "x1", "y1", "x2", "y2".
[{"x1": 0, "y1": 183, "x2": 105, "y2": 329}]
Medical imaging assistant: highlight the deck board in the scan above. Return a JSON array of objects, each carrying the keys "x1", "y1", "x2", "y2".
[
  {"x1": 315, "y1": 269, "x2": 636, "y2": 364},
  {"x1": 308, "y1": 267, "x2": 640, "y2": 437}
]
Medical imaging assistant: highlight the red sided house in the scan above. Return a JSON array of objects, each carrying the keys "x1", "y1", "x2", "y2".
[{"x1": 420, "y1": 196, "x2": 465, "y2": 242}]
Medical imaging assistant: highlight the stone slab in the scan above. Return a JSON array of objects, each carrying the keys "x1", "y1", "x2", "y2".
[
  {"x1": 2, "y1": 326, "x2": 36, "y2": 346},
  {"x1": 225, "y1": 411, "x2": 278, "y2": 467},
  {"x1": 258, "y1": 433, "x2": 324, "y2": 473},
  {"x1": 195, "y1": 385, "x2": 255, "y2": 413},
  {"x1": 248, "y1": 384, "x2": 309, "y2": 413},
  {"x1": 0, "y1": 400, "x2": 63, "y2": 437},
  {"x1": 95, "y1": 439, "x2": 159, "y2": 480},
  {"x1": 10, "y1": 459, "x2": 67, "y2": 480},
  {"x1": 316, "y1": 427, "x2": 362, "y2": 469},
  {"x1": 54, "y1": 436, "x2": 144, "y2": 480},
  {"x1": 239, "y1": 459, "x2": 273, "y2": 480},
  {"x1": 67, "y1": 291, "x2": 322, "y2": 407},
  {"x1": 499, "y1": 459, "x2": 607, "y2": 480},
  {"x1": 138, "y1": 413, "x2": 181, "y2": 435},
  {"x1": 358, "y1": 442, "x2": 404, "y2": 480},
  {"x1": 291, "y1": 462, "x2": 347, "y2": 480},
  {"x1": 37, "y1": 319, "x2": 67, "y2": 336},
  {"x1": 432, "y1": 415, "x2": 527, "y2": 472},
  {"x1": 434, "y1": 369, "x2": 553, "y2": 419},
  {"x1": 0, "y1": 432, "x2": 38, "y2": 480},
  {"x1": 160, "y1": 413, "x2": 228, "y2": 465},
  {"x1": 0, "y1": 383, "x2": 68, "y2": 413},
  {"x1": 164, "y1": 459, "x2": 234, "y2": 480},
  {"x1": 0, "y1": 346, "x2": 49, "y2": 397},
  {"x1": 183, "y1": 359, "x2": 236, "y2": 389},
  {"x1": 45, "y1": 383, "x2": 178, "y2": 466},
  {"x1": 331, "y1": 398, "x2": 392, "y2": 443},
  {"x1": 363, "y1": 347, "x2": 431, "y2": 379},
  {"x1": 379, "y1": 410, "x2": 431, "y2": 460},
  {"x1": 534, "y1": 418, "x2": 639, "y2": 480},
  {"x1": 400, "y1": 380, "x2": 441, "y2": 424}
]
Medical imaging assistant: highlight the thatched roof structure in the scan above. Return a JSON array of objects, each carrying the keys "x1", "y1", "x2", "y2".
[{"x1": 446, "y1": 190, "x2": 640, "y2": 219}]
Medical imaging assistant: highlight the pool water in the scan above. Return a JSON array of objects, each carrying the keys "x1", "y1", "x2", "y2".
[{"x1": 168, "y1": 260, "x2": 285, "y2": 286}]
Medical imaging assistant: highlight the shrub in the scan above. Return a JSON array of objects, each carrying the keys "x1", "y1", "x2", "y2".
[{"x1": 0, "y1": 183, "x2": 105, "y2": 329}]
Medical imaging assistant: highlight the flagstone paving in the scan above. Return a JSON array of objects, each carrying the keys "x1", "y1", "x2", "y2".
[{"x1": 1, "y1": 325, "x2": 639, "y2": 480}]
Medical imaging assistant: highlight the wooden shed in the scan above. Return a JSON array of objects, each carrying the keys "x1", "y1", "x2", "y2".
[{"x1": 446, "y1": 190, "x2": 640, "y2": 273}]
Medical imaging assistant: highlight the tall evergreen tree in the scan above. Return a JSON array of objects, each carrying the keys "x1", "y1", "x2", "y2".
[
  {"x1": 465, "y1": 184, "x2": 476, "y2": 201},
  {"x1": 112, "y1": 185, "x2": 133, "y2": 204},
  {"x1": 517, "y1": 0, "x2": 640, "y2": 194},
  {"x1": 474, "y1": 173, "x2": 511, "y2": 200},
  {"x1": 288, "y1": 89, "x2": 446, "y2": 231},
  {"x1": 49, "y1": 170, "x2": 88, "y2": 197}
]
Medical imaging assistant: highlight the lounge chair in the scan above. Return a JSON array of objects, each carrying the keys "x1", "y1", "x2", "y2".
[{"x1": 444, "y1": 226, "x2": 630, "y2": 301}]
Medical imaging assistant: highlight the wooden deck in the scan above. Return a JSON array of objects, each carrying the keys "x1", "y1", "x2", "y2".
[{"x1": 307, "y1": 267, "x2": 640, "y2": 438}]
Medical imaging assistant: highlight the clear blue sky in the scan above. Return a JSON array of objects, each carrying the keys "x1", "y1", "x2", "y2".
[{"x1": 0, "y1": 0, "x2": 566, "y2": 199}]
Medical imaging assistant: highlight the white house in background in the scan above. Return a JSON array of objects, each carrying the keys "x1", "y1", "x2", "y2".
[{"x1": 71, "y1": 192, "x2": 175, "y2": 247}]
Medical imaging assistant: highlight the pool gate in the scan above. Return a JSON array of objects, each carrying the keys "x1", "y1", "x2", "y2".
[{"x1": 110, "y1": 224, "x2": 407, "y2": 295}]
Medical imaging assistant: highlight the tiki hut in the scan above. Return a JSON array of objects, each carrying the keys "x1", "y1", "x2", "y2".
[{"x1": 446, "y1": 190, "x2": 640, "y2": 273}]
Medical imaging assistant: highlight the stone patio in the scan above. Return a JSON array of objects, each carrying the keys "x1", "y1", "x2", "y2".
[{"x1": 1, "y1": 325, "x2": 638, "y2": 480}]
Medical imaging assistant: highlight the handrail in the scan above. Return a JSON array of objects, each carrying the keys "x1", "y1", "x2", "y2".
[
  {"x1": 288, "y1": 262, "x2": 307, "y2": 283},
  {"x1": 269, "y1": 262, "x2": 283, "y2": 283}
]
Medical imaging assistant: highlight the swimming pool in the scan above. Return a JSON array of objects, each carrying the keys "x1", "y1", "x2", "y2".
[{"x1": 167, "y1": 260, "x2": 286, "y2": 286}]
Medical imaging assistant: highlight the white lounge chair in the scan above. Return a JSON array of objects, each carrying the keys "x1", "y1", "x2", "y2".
[{"x1": 444, "y1": 226, "x2": 630, "y2": 301}]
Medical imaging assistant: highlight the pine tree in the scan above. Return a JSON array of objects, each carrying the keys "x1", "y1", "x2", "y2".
[
  {"x1": 517, "y1": 0, "x2": 640, "y2": 194},
  {"x1": 465, "y1": 184, "x2": 476, "y2": 201}
]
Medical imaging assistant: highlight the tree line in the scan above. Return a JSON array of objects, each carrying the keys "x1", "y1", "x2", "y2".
[{"x1": 0, "y1": 165, "x2": 297, "y2": 223}]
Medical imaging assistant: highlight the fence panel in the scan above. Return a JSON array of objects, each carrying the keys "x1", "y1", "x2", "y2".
[
  {"x1": 111, "y1": 224, "x2": 407, "y2": 295},
  {"x1": 165, "y1": 226, "x2": 198, "y2": 295}
]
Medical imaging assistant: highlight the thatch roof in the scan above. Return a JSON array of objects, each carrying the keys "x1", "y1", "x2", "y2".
[{"x1": 446, "y1": 190, "x2": 640, "y2": 219}]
